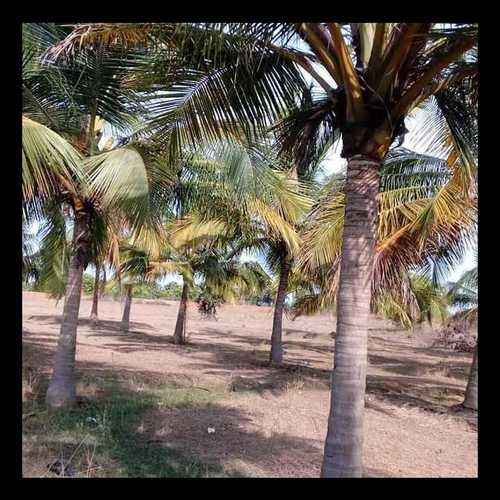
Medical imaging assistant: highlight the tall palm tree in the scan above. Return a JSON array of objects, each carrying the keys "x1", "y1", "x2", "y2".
[
  {"x1": 44, "y1": 22, "x2": 477, "y2": 475},
  {"x1": 23, "y1": 24, "x2": 168, "y2": 410},
  {"x1": 265, "y1": 87, "x2": 333, "y2": 366}
]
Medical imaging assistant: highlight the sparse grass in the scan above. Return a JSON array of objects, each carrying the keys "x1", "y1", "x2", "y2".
[
  {"x1": 283, "y1": 372, "x2": 306, "y2": 392},
  {"x1": 22, "y1": 370, "x2": 244, "y2": 478}
]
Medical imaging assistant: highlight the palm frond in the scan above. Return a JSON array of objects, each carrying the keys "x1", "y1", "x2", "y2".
[
  {"x1": 84, "y1": 146, "x2": 152, "y2": 228},
  {"x1": 22, "y1": 116, "x2": 83, "y2": 203}
]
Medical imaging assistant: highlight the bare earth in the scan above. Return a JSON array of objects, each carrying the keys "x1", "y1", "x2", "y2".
[{"x1": 22, "y1": 291, "x2": 477, "y2": 478}]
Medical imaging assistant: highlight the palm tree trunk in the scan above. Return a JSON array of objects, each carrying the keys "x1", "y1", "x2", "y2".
[
  {"x1": 321, "y1": 155, "x2": 380, "y2": 478},
  {"x1": 270, "y1": 254, "x2": 291, "y2": 366},
  {"x1": 90, "y1": 264, "x2": 99, "y2": 323},
  {"x1": 121, "y1": 285, "x2": 133, "y2": 332},
  {"x1": 100, "y1": 266, "x2": 106, "y2": 297},
  {"x1": 463, "y1": 342, "x2": 477, "y2": 410},
  {"x1": 46, "y1": 209, "x2": 91, "y2": 410},
  {"x1": 173, "y1": 282, "x2": 189, "y2": 345}
]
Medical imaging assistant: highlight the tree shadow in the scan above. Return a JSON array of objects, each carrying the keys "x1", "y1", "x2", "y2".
[
  {"x1": 23, "y1": 352, "x2": 323, "y2": 477},
  {"x1": 364, "y1": 398, "x2": 397, "y2": 418},
  {"x1": 24, "y1": 310, "x2": 472, "y2": 420},
  {"x1": 94, "y1": 331, "x2": 178, "y2": 353},
  {"x1": 363, "y1": 467, "x2": 394, "y2": 478},
  {"x1": 23, "y1": 336, "x2": 57, "y2": 373},
  {"x1": 26, "y1": 314, "x2": 155, "y2": 332},
  {"x1": 188, "y1": 328, "x2": 334, "y2": 359},
  {"x1": 199, "y1": 328, "x2": 269, "y2": 346},
  {"x1": 365, "y1": 373, "x2": 465, "y2": 412},
  {"x1": 144, "y1": 402, "x2": 324, "y2": 477},
  {"x1": 23, "y1": 324, "x2": 475, "y2": 478},
  {"x1": 368, "y1": 353, "x2": 471, "y2": 381},
  {"x1": 72, "y1": 322, "x2": 470, "y2": 413},
  {"x1": 284, "y1": 328, "x2": 328, "y2": 339},
  {"x1": 282, "y1": 339, "x2": 333, "y2": 356}
]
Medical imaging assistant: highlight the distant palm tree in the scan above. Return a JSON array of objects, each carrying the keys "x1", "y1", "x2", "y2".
[
  {"x1": 121, "y1": 239, "x2": 271, "y2": 344},
  {"x1": 264, "y1": 87, "x2": 332, "y2": 366},
  {"x1": 448, "y1": 261, "x2": 477, "y2": 410}
]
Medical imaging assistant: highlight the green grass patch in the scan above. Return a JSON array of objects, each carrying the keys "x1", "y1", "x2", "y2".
[{"x1": 22, "y1": 372, "x2": 243, "y2": 478}]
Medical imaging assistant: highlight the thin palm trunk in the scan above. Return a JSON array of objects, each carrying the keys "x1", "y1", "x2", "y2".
[
  {"x1": 173, "y1": 282, "x2": 189, "y2": 345},
  {"x1": 321, "y1": 155, "x2": 380, "y2": 478},
  {"x1": 121, "y1": 285, "x2": 133, "y2": 332},
  {"x1": 46, "y1": 209, "x2": 91, "y2": 410},
  {"x1": 463, "y1": 342, "x2": 477, "y2": 410},
  {"x1": 90, "y1": 264, "x2": 99, "y2": 322},
  {"x1": 100, "y1": 266, "x2": 106, "y2": 297},
  {"x1": 270, "y1": 254, "x2": 291, "y2": 366}
]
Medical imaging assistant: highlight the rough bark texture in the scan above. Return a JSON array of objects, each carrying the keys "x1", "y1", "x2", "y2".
[
  {"x1": 463, "y1": 343, "x2": 478, "y2": 410},
  {"x1": 90, "y1": 264, "x2": 99, "y2": 322},
  {"x1": 46, "y1": 209, "x2": 91, "y2": 410},
  {"x1": 270, "y1": 255, "x2": 291, "y2": 366},
  {"x1": 121, "y1": 285, "x2": 133, "y2": 332},
  {"x1": 173, "y1": 283, "x2": 189, "y2": 345},
  {"x1": 321, "y1": 155, "x2": 380, "y2": 478}
]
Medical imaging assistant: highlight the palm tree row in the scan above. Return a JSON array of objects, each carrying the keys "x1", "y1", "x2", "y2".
[{"x1": 22, "y1": 22, "x2": 477, "y2": 478}]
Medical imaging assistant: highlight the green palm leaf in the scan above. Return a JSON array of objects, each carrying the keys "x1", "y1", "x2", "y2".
[{"x1": 22, "y1": 116, "x2": 83, "y2": 202}]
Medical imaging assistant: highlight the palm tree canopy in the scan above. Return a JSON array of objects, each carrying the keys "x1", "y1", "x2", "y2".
[{"x1": 45, "y1": 23, "x2": 477, "y2": 161}]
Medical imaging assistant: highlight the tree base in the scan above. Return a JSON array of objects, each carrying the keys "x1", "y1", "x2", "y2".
[
  {"x1": 269, "y1": 355, "x2": 283, "y2": 368},
  {"x1": 46, "y1": 382, "x2": 76, "y2": 411},
  {"x1": 461, "y1": 401, "x2": 478, "y2": 412},
  {"x1": 269, "y1": 348, "x2": 283, "y2": 367}
]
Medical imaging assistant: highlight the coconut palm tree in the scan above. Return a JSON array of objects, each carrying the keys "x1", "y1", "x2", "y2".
[
  {"x1": 42, "y1": 22, "x2": 477, "y2": 475},
  {"x1": 371, "y1": 271, "x2": 451, "y2": 329},
  {"x1": 113, "y1": 263, "x2": 145, "y2": 333},
  {"x1": 263, "y1": 87, "x2": 335, "y2": 366},
  {"x1": 23, "y1": 24, "x2": 170, "y2": 410},
  {"x1": 121, "y1": 236, "x2": 271, "y2": 343},
  {"x1": 24, "y1": 138, "x2": 162, "y2": 412}
]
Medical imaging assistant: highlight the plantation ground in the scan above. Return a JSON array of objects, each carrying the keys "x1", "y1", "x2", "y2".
[{"x1": 22, "y1": 291, "x2": 477, "y2": 478}]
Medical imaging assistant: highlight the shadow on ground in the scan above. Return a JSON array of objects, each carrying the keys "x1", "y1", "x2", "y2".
[
  {"x1": 23, "y1": 315, "x2": 472, "y2": 415},
  {"x1": 26, "y1": 314, "x2": 155, "y2": 332},
  {"x1": 22, "y1": 347, "x2": 322, "y2": 478},
  {"x1": 23, "y1": 312, "x2": 473, "y2": 420}
]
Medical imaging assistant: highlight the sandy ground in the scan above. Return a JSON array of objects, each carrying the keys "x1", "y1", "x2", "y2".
[{"x1": 22, "y1": 291, "x2": 477, "y2": 478}]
